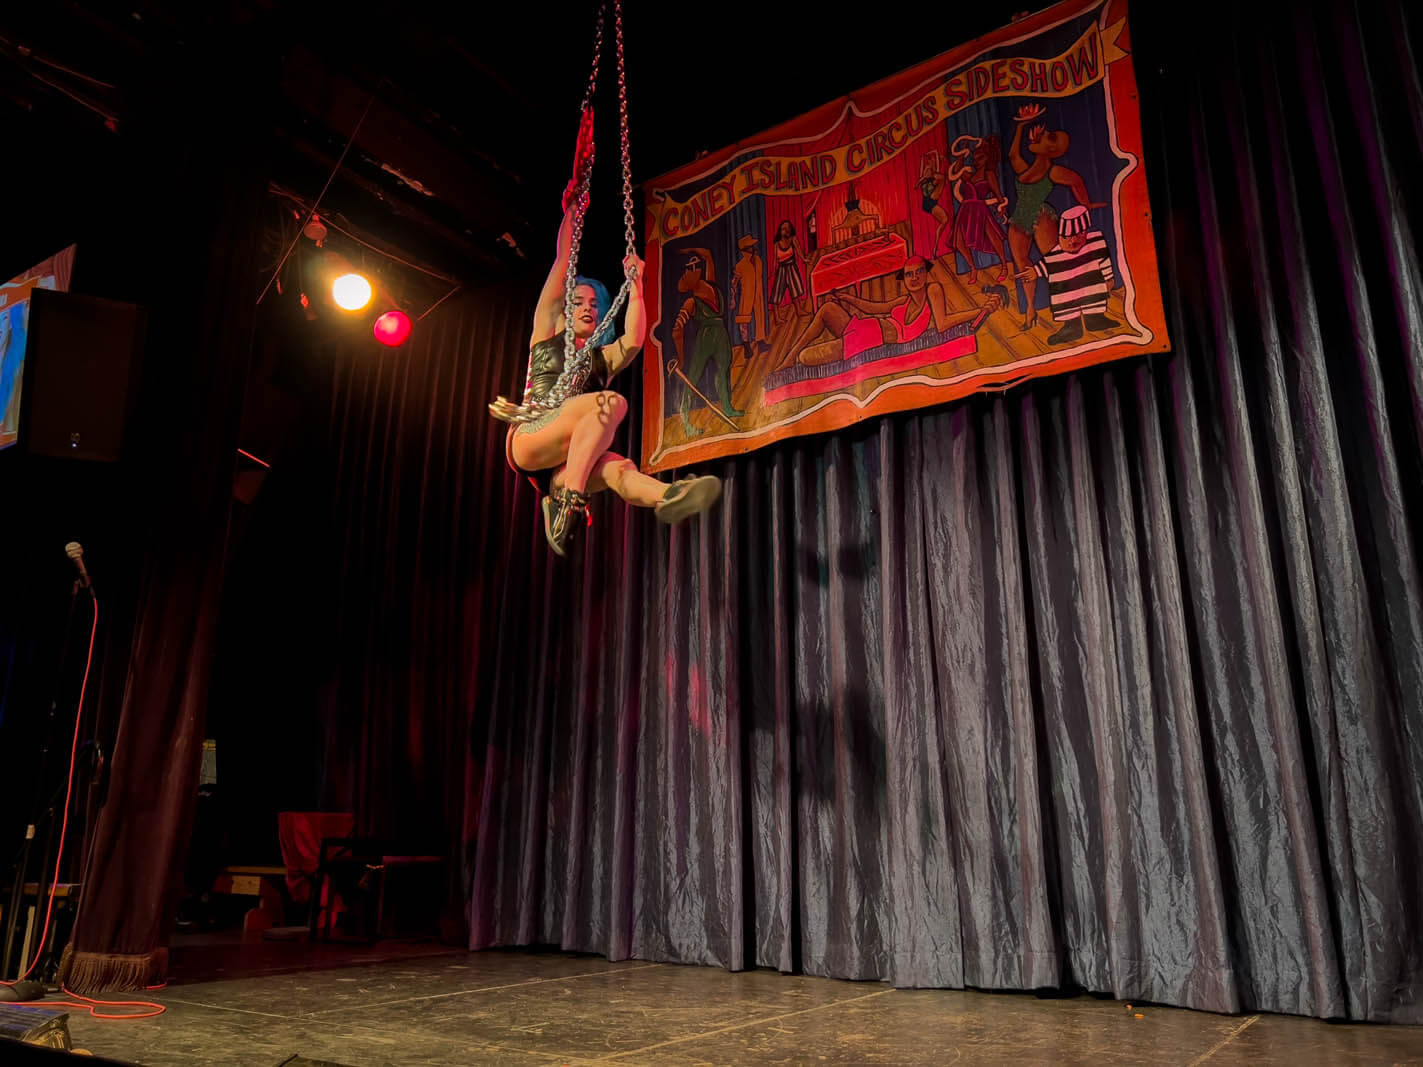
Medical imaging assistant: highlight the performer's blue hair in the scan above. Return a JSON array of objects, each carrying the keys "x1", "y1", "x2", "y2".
[{"x1": 575, "y1": 275, "x2": 617, "y2": 348}]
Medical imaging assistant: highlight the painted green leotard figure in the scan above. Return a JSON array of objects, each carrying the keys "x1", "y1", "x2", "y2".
[{"x1": 1006, "y1": 103, "x2": 1106, "y2": 329}]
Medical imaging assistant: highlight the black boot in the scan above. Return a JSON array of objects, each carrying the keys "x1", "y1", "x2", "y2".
[
  {"x1": 542, "y1": 485, "x2": 591, "y2": 557},
  {"x1": 1083, "y1": 312, "x2": 1120, "y2": 331},
  {"x1": 1047, "y1": 317, "x2": 1085, "y2": 345}
]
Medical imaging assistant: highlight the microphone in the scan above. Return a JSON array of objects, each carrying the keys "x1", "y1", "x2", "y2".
[{"x1": 64, "y1": 542, "x2": 92, "y2": 590}]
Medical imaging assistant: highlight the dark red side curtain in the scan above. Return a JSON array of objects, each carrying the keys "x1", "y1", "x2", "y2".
[
  {"x1": 59, "y1": 29, "x2": 272, "y2": 991},
  {"x1": 233, "y1": 0, "x2": 1420, "y2": 1022}
]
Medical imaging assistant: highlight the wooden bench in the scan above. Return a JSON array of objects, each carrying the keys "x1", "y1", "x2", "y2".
[{"x1": 210, "y1": 865, "x2": 289, "y2": 938}]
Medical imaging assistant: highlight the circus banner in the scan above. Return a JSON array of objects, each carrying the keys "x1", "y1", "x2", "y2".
[{"x1": 639, "y1": 0, "x2": 1167, "y2": 473}]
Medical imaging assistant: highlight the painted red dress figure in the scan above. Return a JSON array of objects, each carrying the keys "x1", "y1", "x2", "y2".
[{"x1": 948, "y1": 134, "x2": 1011, "y2": 284}]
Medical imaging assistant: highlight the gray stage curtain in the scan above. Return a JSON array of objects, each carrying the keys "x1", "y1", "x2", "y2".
[{"x1": 313, "y1": 0, "x2": 1422, "y2": 1021}]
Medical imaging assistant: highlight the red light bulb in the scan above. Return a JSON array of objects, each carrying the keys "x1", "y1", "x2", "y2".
[{"x1": 373, "y1": 309, "x2": 412, "y2": 347}]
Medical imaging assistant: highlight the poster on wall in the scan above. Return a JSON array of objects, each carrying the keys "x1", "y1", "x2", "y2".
[
  {"x1": 1, "y1": 245, "x2": 76, "y2": 451},
  {"x1": 638, "y1": 0, "x2": 1168, "y2": 473}
]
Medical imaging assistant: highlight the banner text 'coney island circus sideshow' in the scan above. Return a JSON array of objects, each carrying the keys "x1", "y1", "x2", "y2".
[{"x1": 639, "y1": 0, "x2": 1168, "y2": 472}]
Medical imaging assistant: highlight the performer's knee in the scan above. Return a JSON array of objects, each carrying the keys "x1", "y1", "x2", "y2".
[{"x1": 594, "y1": 391, "x2": 628, "y2": 423}]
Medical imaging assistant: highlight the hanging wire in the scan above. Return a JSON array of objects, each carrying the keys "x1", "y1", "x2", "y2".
[
  {"x1": 256, "y1": 85, "x2": 382, "y2": 306},
  {"x1": 419, "y1": 284, "x2": 463, "y2": 322},
  {"x1": 267, "y1": 185, "x2": 460, "y2": 285}
]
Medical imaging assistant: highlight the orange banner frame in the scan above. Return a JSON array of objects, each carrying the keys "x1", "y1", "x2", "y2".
[{"x1": 639, "y1": 0, "x2": 1167, "y2": 473}]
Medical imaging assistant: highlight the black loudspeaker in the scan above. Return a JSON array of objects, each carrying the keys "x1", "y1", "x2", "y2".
[{"x1": 19, "y1": 289, "x2": 146, "y2": 462}]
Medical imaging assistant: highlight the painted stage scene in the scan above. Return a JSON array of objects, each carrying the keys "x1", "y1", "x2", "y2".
[{"x1": 640, "y1": 0, "x2": 1166, "y2": 471}]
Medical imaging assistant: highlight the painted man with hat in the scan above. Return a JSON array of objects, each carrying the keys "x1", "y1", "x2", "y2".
[{"x1": 730, "y1": 233, "x2": 769, "y2": 364}]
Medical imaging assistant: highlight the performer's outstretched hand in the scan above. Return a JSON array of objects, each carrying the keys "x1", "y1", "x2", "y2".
[{"x1": 624, "y1": 253, "x2": 644, "y2": 288}]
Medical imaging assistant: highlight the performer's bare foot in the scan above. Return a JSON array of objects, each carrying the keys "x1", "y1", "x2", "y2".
[{"x1": 655, "y1": 475, "x2": 722, "y2": 524}]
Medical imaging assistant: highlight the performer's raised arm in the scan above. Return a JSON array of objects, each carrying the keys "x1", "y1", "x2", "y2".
[
  {"x1": 532, "y1": 108, "x2": 596, "y2": 346},
  {"x1": 607, "y1": 254, "x2": 646, "y2": 376}
]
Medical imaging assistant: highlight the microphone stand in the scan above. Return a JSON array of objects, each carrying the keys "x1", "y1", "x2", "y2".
[{"x1": 2, "y1": 577, "x2": 87, "y2": 982}]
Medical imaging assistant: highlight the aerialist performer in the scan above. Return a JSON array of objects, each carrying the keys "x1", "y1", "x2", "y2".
[{"x1": 489, "y1": 105, "x2": 722, "y2": 557}]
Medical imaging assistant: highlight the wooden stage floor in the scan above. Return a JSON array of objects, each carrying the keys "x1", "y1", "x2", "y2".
[{"x1": 45, "y1": 945, "x2": 1423, "y2": 1065}]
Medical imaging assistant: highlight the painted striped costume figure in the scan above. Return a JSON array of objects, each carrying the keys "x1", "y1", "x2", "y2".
[{"x1": 1031, "y1": 205, "x2": 1121, "y2": 346}]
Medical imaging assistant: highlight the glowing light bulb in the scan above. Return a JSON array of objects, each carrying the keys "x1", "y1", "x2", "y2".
[{"x1": 332, "y1": 273, "x2": 373, "y2": 311}]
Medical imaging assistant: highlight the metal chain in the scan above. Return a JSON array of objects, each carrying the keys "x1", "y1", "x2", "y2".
[
  {"x1": 492, "y1": 0, "x2": 636, "y2": 421},
  {"x1": 572, "y1": 0, "x2": 635, "y2": 346},
  {"x1": 615, "y1": 0, "x2": 636, "y2": 261},
  {"x1": 581, "y1": 2, "x2": 605, "y2": 113},
  {"x1": 557, "y1": 1, "x2": 605, "y2": 392},
  {"x1": 543, "y1": 0, "x2": 635, "y2": 410},
  {"x1": 555, "y1": 185, "x2": 592, "y2": 402}
]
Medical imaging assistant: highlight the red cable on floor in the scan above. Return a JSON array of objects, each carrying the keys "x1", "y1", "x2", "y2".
[{"x1": 50, "y1": 987, "x2": 166, "y2": 1020}]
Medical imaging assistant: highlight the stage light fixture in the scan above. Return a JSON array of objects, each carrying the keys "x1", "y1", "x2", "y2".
[
  {"x1": 332, "y1": 272, "x2": 373, "y2": 311},
  {"x1": 373, "y1": 309, "x2": 412, "y2": 347}
]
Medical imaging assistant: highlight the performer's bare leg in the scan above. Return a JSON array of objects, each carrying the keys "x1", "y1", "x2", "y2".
[
  {"x1": 552, "y1": 451, "x2": 720, "y2": 519},
  {"x1": 562, "y1": 391, "x2": 627, "y2": 493},
  {"x1": 587, "y1": 452, "x2": 666, "y2": 507},
  {"x1": 510, "y1": 389, "x2": 627, "y2": 490}
]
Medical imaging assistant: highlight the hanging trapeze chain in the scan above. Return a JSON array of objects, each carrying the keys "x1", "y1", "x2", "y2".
[
  {"x1": 545, "y1": 0, "x2": 636, "y2": 409},
  {"x1": 556, "y1": 0, "x2": 605, "y2": 393},
  {"x1": 491, "y1": 0, "x2": 635, "y2": 425}
]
